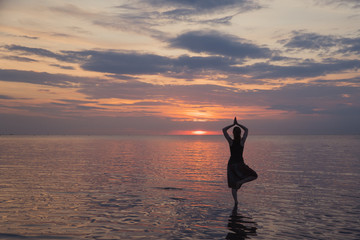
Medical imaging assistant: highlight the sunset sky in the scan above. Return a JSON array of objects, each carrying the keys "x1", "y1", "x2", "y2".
[{"x1": 0, "y1": 0, "x2": 359, "y2": 135}]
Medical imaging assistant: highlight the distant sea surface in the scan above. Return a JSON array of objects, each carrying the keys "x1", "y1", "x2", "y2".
[{"x1": 0, "y1": 135, "x2": 359, "y2": 240}]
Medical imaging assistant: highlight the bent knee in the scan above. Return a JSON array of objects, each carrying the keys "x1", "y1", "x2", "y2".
[{"x1": 250, "y1": 170, "x2": 258, "y2": 180}]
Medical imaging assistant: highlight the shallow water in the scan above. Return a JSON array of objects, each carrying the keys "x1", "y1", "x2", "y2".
[{"x1": 0, "y1": 135, "x2": 359, "y2": 239}]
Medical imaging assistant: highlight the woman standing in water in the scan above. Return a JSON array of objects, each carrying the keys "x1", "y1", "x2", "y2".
[{"x1": 223, "y1": 117, "x2": 257, "y2": 207}]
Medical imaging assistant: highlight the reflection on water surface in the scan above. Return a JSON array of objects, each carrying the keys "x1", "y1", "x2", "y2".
[
  {"x1": 227, "y1": 207, "x2": 257, "y2": 240},
  {"x1": 0, "y1": 135, "x2": 359, "y2": 239}
]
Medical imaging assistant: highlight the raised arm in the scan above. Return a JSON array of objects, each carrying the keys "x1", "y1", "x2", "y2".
[
  {"x1": 222, "y1": 118, "x2": 236, "y2": 144},
  {"x1": 237, "y1": 122, "x2": 248, "y2": 146},
  {"x1": 233, "y1": 117, "x2": 249, "y2": 145}
]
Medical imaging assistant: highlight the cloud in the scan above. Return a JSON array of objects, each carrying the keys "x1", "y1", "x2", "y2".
[
  {"x1": 314, "y1": 76, "x2": 360, "y2": 84},
  {"x1": 3, "y1": 45, "x2": 228, "y2": 75},
  {"x1": 79, "y1": 80, "x2": 160, "y2": 100},
  {"x1": 3, "y1": 42, "x2": 359, "y2": 82},
  {"x1": 80, "y1": 51, "x2": 171, "y2": 75},
  {"x1": 314, "y1": 0, "x2": 360, "y2": 8},
  {"x1": 99, "y1": 101, "x2": 171, "y2": 107},
  {"x1": 49, "y1": 64, "x2": 75, "y2": 70},
  {"x1": 1, "y1": 44, "x2": 241, "y2": 74},
  {"x1": 279, "y1": 30, "x2": 360, "y2": 55},
  {"x1": 337, "y1": 37, "x2": 360, "y2": 54},
  {"x1": 279, "y1": 31, "x2": 339, "y2": 50},
  {"x1": 3, "y1": 45, "x2": 83, "y2": 63},
  {"x1": 77, "y1": 77, "x2": 240, "y2": 104},
  {"x1": 57, "y1": 99, "x2": 96, "y2": 104},
  {"x1": 236, "y1": 59, "x2": 360, "y2": 79},
  {"x1": 131, "y1": 101, "x2": 171, "y2": 106},
  {"x1": 4, "y1": 44, "x2": 359, "y2": 82},
  {"x1": 1, "y1": 64, "x2": 359, "y2": 135},
  {"x1": 317, "y1": 104, "x2": 360, "y2": 116},
  {"x1": 77, "y1": 71, "x2": 360, "y2": 116},
  {"x1": 2, "y1": 55, "x2": 38, "y2": 62},
  {"x1": 259, "y1": 83, "x2": 359, "y2": 110},
  {"x1": 0, "y1": 94, "x2": 15, "y2": 99},
  {"x1": 174, "y1": 55, "x2": 237, "y2": 72},
  {"x1": 75, "y1": 105, "x2": 107, "y2": 111},
  {"x1": 0, "y1": 113, "x2": 189, "y2": 135},
  {"x1": 169, "y1": 30, "x2": 273, "y2": 58},
  {"x1": 48, "y1": 1, "x2": 262, "y2": 43},
  {"x1": 0, "y1": 69, "x2": 89, "y2": 87},
  {"x1": 57, "y1": 0, "x2": 262, "y2": 42},
  {"x1": 68, "y1": 49, "x2": 237, "y2": 75},
  {"x1": 49, "y1": 4, "x2": 96, "y2": 18},
  {"x1": 0, "y1": 32, "x2": 38, "y2": 40},
  {"x1": 2, "y1": 64, "x2": 358, "y2": 117},
  {"x1": 49, "y1": 3, "x2": 165, "y2": 39},
  {"x1": 143, "y1": 0, "x2": 260, "y2": 12},
  {"x1": 117, "y1": 0, "x2": 261, "y2": 25},
  {"x1": 267, "y1": 104, "x2": 318, "y2": 114},
  {"x1": 79, "y1": 49, "x2": 360, "y2": 79}
]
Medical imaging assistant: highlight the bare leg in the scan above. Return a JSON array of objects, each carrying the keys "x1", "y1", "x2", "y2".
[
  {"x1": 232, "y1": 188, "x2": 238, "y2": 207},
  {"x1": 237, "y1": 175, "x2": 257, "y2": 186}
]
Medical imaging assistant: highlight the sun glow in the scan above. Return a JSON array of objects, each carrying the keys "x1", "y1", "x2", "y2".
[{"x1": 192, "y1": 130, "x2": 207, "y2": 135}]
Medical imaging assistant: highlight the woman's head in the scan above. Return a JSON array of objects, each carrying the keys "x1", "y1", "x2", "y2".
[{"x1": 233, "y1": 126, "x2": 241, "y2": 141}]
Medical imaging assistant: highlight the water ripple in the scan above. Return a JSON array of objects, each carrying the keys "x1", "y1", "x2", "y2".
[{"x1": 0, "y1": 135, "x2": 359, "y2": 239}]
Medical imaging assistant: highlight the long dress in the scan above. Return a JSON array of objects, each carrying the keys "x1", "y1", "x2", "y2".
[{"x1": 227, "y1": 140, "x2": 257, "y2": 189}]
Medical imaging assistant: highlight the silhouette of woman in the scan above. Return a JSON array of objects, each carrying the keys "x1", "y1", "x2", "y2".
[{"x1": 223, "y1": 117, "x2": 257, "y2": 207}]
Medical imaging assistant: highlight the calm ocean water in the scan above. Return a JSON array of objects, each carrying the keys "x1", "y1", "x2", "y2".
[{"x1": 0, "y1": 135, "x2": 359, "y2": 239}]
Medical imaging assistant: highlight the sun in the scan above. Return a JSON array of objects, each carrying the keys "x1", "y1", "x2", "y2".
[{"x1": 192, "y1": 130, "x2": 207, "y2": 135}]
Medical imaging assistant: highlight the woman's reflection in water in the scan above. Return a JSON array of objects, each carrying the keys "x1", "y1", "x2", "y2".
[{"x1": 226, "y1": 207, "x2": 257, "y2": 240}]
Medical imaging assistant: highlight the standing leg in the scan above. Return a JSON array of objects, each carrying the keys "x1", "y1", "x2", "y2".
[{"x1": 231, "y1": 188, "x2": 238, "y2": 207}]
